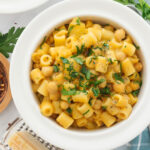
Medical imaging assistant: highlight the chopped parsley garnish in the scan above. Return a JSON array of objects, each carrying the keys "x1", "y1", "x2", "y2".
[
  {"x1": 102, "y1": 43, "x2": 109, "y2": 50},
  {"x1": 89, "y1": 56, "x2": 97, "y2": 64},
  {"x1": 40, "y1": 36, "x2": 47, "y2": 49},
  {"x1": 100, "y1": 86, "x2": 111, "y2": 95},
  {"x1": 68, "y1": 26, "x2": 74, "y2": 36},
  {"x1": 67, "y1": 97, "x2": 71, "y2": 103},
  {"x1": 70, "y1": 71, "x2": 79, "y2": 79},
  {"x1": 88, "y1": 98, "x2": 93, "y2": 106},
  {"x1": 66, "y1": 107, "x2": 72, "y2": 114},
  {"x1": 60, "y1": 57, "x2": 70, "y2": 64},
  {"x1": 87, "y1": 48, "x2": 94, "y2": 56},
  {"x1": 113, "y1": 73, "x2": 124, "y2": 83},
  {"x1": 61, "y1": 88, "x2": 77, "y2": 96},
  {"x1": 107, "y1": 58, "x2": 113, "y2": 64},
  {"x1": 132, "y1": 89, "x2": 140, "y2": 97},
  {"x1": 92, "y1": 87, "x2": 100, "y2": 97},
  {"x1": 134, "y1": 44, "x2": 140, "y2": 50},
  {"x1": 76, "y1": 44, "x2": 85, "y2": 55},
  {"x1": 76, "y1": 17, "x2": 81, "y2": 25},
  {"x1": 102, "y1": 106, "x2": 107, "y2": 110},
  {"x1": 81, "y1": 65, "x2": 91, "y2": 80},
  {"x1": 53, "y1": 65, "x2": 59, "y2": 72},
  {"x1": 90, "y1": 78, "x2": 105, "y2": 87},
  {"x1": 83, "y1": 109, "x2": 90, "y2": 115},
  {"x1": 94, "y1": 46, "x2": 103, "y2": 51},
  {"x1": 73, "y1": 57, "x2": 84, "y2": 65}
]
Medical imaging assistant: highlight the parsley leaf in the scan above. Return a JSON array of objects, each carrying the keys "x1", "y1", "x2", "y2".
[
  {"x1": 0, "y1": 27, "x2": 24, "y2": 58},
  {"x1": 53, "y1": 65, "x2": 59, "y2": 72},
  {"x1": 60, "y1": 57, "x2": 70, "y2": 64},
  {"x1": 107, "y1": 58, "x2": 113, "y2": 64},
  {"x1": 115, "y1": 0, "x2": 150, "y2": 21},
  {"x1": 113, "y1": 73, "x2": 124, "y2": 83},
  {"x1": 40, "y1": 36, "x2": 47, "y2": 49},
  {"x1": 90, "y1": 78, "x2": 105, "y2": 87},
  {"x1": 102, "y1": 106, "x2": 107, "y2": 110},
  {"x1": 100, "y1": 87, "x2": 111, "y2": 95},
  {"x1": 132, "y1": 89, "x2": 140, "y2": 96},
  {"x1": 76, "y1": 17, "x2": 81, "y2": 25},
  {"x1": 68, "y1": 26, "x2": 74, "y2": 36},
  {"x1": 92, "y1": 87, "x2": 100, "y2": 97},
  {"x1": 76, "y1": 44, "x2": 85, "y2": 55},
  {"x1": 88, "y1": 98, "x2": 93, "y2": 106},
  {"x1": 73, "y1": 57, "x2": 84, "y2": 65},
  {"x1": 70, "y1": 71, "x2": 79, "y2": 79},
  {"x1": 61, "y1": 88, "x2": 77, "y2": 96},
  {"x1": 81, "y1": 65, "x2": 91, "y2": 80},
  {"x1": 66, "y1": 107, "x2": 72, "y2": 114},
  {"x1": 83, "y1": 109, "x2": 90, "y2": 115}
]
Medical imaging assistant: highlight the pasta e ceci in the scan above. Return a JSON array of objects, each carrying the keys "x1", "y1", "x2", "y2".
[{"x1": 30, "y1": 17, "x2": 142, "y2": 129}]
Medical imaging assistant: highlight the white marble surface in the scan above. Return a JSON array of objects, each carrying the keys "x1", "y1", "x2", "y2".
[{"x1": 0, "y1": 0, "x2": 62, "y2": 141}]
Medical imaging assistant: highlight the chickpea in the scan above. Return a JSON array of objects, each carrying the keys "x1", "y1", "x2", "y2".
[
  {"x1": 97, "y1": 76, "x2": 107, "y2": 88},
  {"x1": 60, "y1": 101, "x2": 69, "y2": 110},
  {"x1": 41, "y1": 66, "x2": 53, "y2": 77},
  {"x1": 115, "y1": 50, "x2": 126, "y2": 61},
  {"x1": 114, "y1": 29, "x2": 126, "y2": 42},
  {"x1": 134, "y1": 62, "x2": 143, "y2": 72},
  {"x1": 93, "y1": 100, "x2": 102, "y2": 109},
  {"x1": 130, "y1": 82, "x2": 140, "y2": 91},
  {"x1": 113, "y1": 81, "x2": 125, "y2": 93}
]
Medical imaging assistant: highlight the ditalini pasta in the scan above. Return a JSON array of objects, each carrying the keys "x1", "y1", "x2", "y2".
[{"x1": 30, "y1": 17, "x2": 143, "y2": 129}]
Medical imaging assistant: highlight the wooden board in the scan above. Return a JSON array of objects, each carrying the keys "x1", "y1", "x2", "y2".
[{"x1": 0, "y1": 53, "x2": 12, "y2": 113}]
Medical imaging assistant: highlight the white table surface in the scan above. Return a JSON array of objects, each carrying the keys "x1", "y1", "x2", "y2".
[{"x1": 0, "y1": 0, "x2": 62, "y2": 141}]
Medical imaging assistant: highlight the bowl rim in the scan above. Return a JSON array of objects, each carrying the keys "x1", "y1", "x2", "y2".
[
  {"x1": 10, "y1": 0, "x2": 150, "y2": 149},
  {"x1": 0, "y1": 0, "x2": 48, "y2": 14}
]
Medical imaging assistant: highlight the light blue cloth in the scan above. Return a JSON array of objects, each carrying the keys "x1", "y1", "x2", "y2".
[{"x1": 116, "y1": 128, "x2": 150, "y2": 150}]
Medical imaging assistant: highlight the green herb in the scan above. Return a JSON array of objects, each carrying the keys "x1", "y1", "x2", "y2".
[
  {"x1": 70, "y1": 71, "x2": 79, "y2": 79},
  {"x1": 88, "y1": 98, "x2": 93, "y2": 106},
  {"x1": 53, "y1": 65, "x2": 59, "y2": 72},
  {"x1": 134, "y1": 44, "x2": 140, "y2": 50},
  {"x1": 108, "y1": 58, "x2": 113, "y2": 64},
  {"x1": 76, "y1": 17, "x2": 81, "y2": 25},
  {"x1": 102, "y1": 106, "x2": 107, "y2": 110},
  {"x1": 87, "y1": 48, "x2": 94, "y2": 56},
  {"x1": 93, "y1": 46, "x2": 103, "y2": 51},
  {"x1": 60, "y1": 57, "x2": 70, "y2": 64},
  {"x1": 61, "y1": 88, "x2": 77, "y2": 95},
  {"x1": 92, "y1": 87, "x2": 100, "y2": 97},
  {"x1": 133, "y1": 80, "x2": 142, "y2": 87},
  {"x1": 103, "y1": 43, "x2": 109, "y2": 49},
  {"x1": 76, "y1": 44, "x2": 85, "y2": 55},
  {"x1": 100, "y1": 86, "x2": 111, "y2": 95},
  {"x1": 114, "y1": 0, "x2": 150, "y2": 21},
  {"x1": 73, "y1": 57, "x2": 84, "y2": 65},
  {"x1": 89, "y1": 56, "x2": 97, "y2": 64},
  {"x1": 83, "y1": 109, "x2": 90, "y2": 115},
  {"x1": 132, "y1": 89, "x2": 140, "y2": 96},
  {"x1": 113, "y1": 73, "x2": 124, "y2": 83},
  {"x1": 90, "y1": 78, "x2": 105, "y2": 87},
  {"x1": 0, "y1": 27, "x2": 24, "y2": 58},
  {"x1": 81, "y1": 65, "x2": 91, "y2": 80},
  {"x1": 67, "y1": 97, "x2": 71, "y2": 103},
  {"x1": 68, "y1": 26, "x2": 74, "y2": 36},
  {"x1": 66, "y1": 107, "x2": 72, "y2": 114},
  {"x1": 40, "y1": 36, "x2": 47, "y2": 49}
]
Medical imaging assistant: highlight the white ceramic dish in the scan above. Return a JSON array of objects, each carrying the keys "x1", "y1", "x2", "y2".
[
  {"x1": 0, "y1": 0, "x2": 48, "y2": 14},
  {"x1": 10, "y1": 0, "x2": 150, "y2": 149}
]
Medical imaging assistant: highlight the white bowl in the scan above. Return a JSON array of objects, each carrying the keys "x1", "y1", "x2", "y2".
[
  {"x1": 10, "y1": 0, "x2": 150, "y2": 149},
  {"x1": 0, "y1": 0, "x2": 48, "y2": 14}
]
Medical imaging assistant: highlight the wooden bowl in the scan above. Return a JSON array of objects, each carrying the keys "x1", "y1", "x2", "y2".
[{"x1": 0, "y1": 53, "x2": 12, "y2": 113}]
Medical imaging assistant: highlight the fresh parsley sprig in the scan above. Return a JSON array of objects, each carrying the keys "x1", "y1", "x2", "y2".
[
  {"x1": 0, "y1": 27, "x2": 24, "y2": 58},
  {"x1": 115, "y1": 0, "x2": 150, "y2": 21}
]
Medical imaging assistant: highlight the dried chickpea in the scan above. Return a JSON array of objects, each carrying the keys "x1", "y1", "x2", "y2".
[
  {"x1": 60, "y1": 101, "x2": 69, "y2": 110},
  {"x1": 114, "y1": 29, "x2": 126, "y2": 42},
  {"x1": 41, "y1": 66, "x2": 53, "y2": 77},
  {"x1": 134, "y1": 62, "x2": 143, "y2": 72},
  {"x1": 93, "y1": 100, "x2": 102, "y2": 109},
  {"x1": 113, "y1": 81, "x2": 125, "y2": 93}
]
